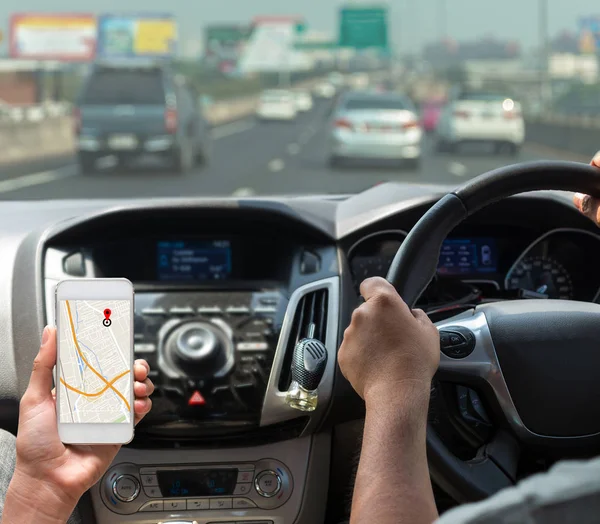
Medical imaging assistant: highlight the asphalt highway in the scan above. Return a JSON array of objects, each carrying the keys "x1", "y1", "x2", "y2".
[{"x1": 0, "y1": 98, "x2": 590, "y2": 201}]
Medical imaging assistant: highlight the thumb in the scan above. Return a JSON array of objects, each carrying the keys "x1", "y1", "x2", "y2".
[{"x1": 25, "y1": 326, "x2": 57, "y2": 403}]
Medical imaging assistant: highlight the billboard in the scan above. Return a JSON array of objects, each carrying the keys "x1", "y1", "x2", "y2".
[
  {"x1": 9, "y1": 13, "x2": 97, "y2": 61},
  {"x1": 97, "y1": 14, "x2": 177, "y2": 58},
  {"x1": 238, "y1": 17, "x2": 307, "y2": 74},
  {"x1": 579, "y1": 17, "x2": 600, "y2": 54},
  {"x1": 205, "y1": 25, "x2": 251, "y2": 75},
  {"x1": 339, "y1": 5, "x2": 389, "y2": 50}
]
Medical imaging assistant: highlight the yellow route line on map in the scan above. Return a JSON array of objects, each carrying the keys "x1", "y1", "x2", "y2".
[
  {"x1": 59, "y1": 369, "x2": 129, "y2": 397},
  {"x1": 64, "y1": 300, "x2": 131, "y2": 411}
]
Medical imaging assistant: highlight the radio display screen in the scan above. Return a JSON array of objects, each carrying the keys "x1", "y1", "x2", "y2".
[
  {"x1": 437, "y1": 238, "x2": 497, "y2": 275},
  {"x1": 157, "y1": 240, "x2": 232, "y2": 281},
  {"x1": 157, "y1": 469, "x2": 238, "y2": 497}
]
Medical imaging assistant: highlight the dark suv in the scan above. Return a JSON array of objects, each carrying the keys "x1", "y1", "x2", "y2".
[{"x1": 74, "y1": 63, "x2": 212, "y2": 174}]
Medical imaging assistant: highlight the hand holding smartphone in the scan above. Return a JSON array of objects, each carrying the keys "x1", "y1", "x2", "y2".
[{"x1": 55, "y1": 278, "x2": 135, "y2": 445}]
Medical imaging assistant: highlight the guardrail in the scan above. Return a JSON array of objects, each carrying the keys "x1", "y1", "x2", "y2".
[{"x1": 525, "y1": 113, "x2": 600, "y2": 157}]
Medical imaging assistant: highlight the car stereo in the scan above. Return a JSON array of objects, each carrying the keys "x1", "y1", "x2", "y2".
[{"x1": 133, "y1": 289, "x2": 287, "y2": 438}]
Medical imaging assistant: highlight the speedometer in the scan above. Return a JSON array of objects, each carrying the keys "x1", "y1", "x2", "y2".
[{"x1": 506, "y1": 256, "x2": 573, "y2": 299}]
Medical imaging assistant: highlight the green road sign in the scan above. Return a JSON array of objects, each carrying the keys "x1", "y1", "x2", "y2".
[{"x1": 339, "y1": 5, "x2": 389, "y2": 50}]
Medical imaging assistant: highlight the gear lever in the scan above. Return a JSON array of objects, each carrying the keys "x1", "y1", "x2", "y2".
[{"x1": 285, "y1": 323, "x2": 328, "y2": 412}]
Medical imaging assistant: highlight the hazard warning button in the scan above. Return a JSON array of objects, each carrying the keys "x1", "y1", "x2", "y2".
[{"x1": 188, "y1": 390, "x2": 206, "y2": 406}]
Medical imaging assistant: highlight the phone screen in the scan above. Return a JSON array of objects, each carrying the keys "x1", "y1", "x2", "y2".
[{"x1": 57, "y1": 299, "x2": 132, "y2": 424}]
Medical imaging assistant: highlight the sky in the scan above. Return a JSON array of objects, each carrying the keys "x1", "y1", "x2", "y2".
[{"x1": 0, "y1": 0, "x2": 597, "y2": 54}]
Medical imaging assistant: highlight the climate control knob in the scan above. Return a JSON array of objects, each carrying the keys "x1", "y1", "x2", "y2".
[
  {"x1": 112, "y1": 475, "x2": 140, "y2": 502},
  {"x1": 254, "y1": 470, "x2": 282, "y2": 498}
]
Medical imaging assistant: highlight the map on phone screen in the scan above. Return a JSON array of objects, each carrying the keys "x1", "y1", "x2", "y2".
[{"x1": 58, "y1": 299, "x2": 131, "y2": 424}]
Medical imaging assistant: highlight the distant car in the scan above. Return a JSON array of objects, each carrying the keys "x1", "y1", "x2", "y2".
[
  {"x1": 313, "y1": 82, "x2": 336, "y2": 99},
  {"x1": 422, "y1": 99, "x2": 445, "y2": 132},
  {"x1": 347, "y1": 73, "x2": 370, "y2": 90},
  {"x1": 328, "y1": 91, "x2": 423, "y2": 168},
  {"x1": 256, "y1": 90, "x2": 297, "y2": 121},
  {"x1": 74, "y1": 63, "x2": 211, "y2": 174},
  {"x1": 436, "y1": 92, "x2": 525, "y2": 155},
  {"x1": 294, "y1": 90, "x2": 313, "y2": 112}
]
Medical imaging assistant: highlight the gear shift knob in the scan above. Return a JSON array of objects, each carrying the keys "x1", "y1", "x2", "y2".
[{"x1": 285, "y1": 338, "x2": 328, "y2": 412}]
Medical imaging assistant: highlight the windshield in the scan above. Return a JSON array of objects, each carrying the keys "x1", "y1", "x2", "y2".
[{"x1": 0, "y1": 2, "x2": 597, "y2": 199}]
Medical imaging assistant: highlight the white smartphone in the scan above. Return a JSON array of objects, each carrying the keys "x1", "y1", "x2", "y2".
[{"x1": 55, "y1": 278, "x2": 135, "y2": 445}]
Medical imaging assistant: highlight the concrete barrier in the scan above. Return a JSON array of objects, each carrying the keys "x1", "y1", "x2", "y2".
[
  {"x1": 0, "y1": 116, "x2": 74, "y2": 166},
  {"x1": 526, "y1": 114, "x2": 600, "y2": 157}
]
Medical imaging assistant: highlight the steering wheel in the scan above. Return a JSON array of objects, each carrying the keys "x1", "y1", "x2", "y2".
[{"x1": 387, "y1": 160, "x2": 600, "y2": 503}]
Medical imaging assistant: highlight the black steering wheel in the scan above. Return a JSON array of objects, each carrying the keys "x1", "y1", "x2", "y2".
[{"x1": 387, "y1": 160, "x2": 600, "y2": 503}]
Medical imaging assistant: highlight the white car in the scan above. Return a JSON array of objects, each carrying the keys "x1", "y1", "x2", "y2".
[
  {"x1": 436, "y1": 92, "x2": 525, "y2": 155},
  {"x1": 313, "y1": 82, "x2": 336, "y2": 99},
  {"x1": 256, "y1": 90, "x2": 297, "y2": 121},
  {"x1": 294, "y1": 90, "x2": 313, "y2": 112}
]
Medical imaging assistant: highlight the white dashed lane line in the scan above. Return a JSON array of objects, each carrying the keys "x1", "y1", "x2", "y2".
[
  {"x1": 211, "y1": 120, "x2": 256, "y2": 140},
  {"x1": 0, "y1": 165, "x2": 77, "y2": 194},
  {"x1": 268, "y1": 159, "x2": 285, "y2": 172},
  {"x1": 448, "y1": 161, "x2": 468, "y2": 177}
]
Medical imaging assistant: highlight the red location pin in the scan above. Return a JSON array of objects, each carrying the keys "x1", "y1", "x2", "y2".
[{"x1": 104, "y1": 309, "x2": 112, "y2": 320}]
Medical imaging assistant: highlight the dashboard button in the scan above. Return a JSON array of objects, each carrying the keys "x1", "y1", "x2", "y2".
[
  {"x1": 254, "y1": 470, "x2": 282, "y2": 498},
  {"x1": 237, "y1": 342, "x2": 268, "y2": 351},
  {"x1": 143, "y1": 486, "x2": 162, "y2": 498},
  {"x1": 169, "y1": 306, "x2": 195, "y2": 315},
  {"x1": 226, "y1": 306, "x2": 250, "y2": 315},
  {"x1": 198, "y1": 306, "x2": 222, "y2": 315},
  {"x1": 134, "y1": 343, "x2": 156, "y2": 354},
  {"x1": 237, "y1": 470, "x2": 255, "y2": 483},
  {"x1": 233, "y1": 497, "x2": 257, "y2": 509},
  {"x1": 253, "y1": 306, "x2": 277, "y2": 314},
  {"x1": 210, "y1": 498, "x2": 233, "y2": 509},
  {"x1": 141, "y1": 307, "x2": 166, "y2": 316},
  {"x1": 164, "y1": 500, "x2": 186, "y2": 511},
  {"x1": 141, "y1": 473, "x2": 158, "y2": 486},
  {"x1": 233, "y1": 483, "x2": 252, "y2": 495},
  {"x1": 139, "y1": 500, "x2": 163, "y2": 512},
  {"x1": 112, "y1": 475, "x2": 140, "y2": 502},
  {"x1": 187, "y1": 498, "x2": 210, "y2": 510}
]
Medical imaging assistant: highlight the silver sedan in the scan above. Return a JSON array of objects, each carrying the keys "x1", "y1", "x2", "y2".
[{"x1": 328, "y1": 91, "x2": 423, "y2": 168}]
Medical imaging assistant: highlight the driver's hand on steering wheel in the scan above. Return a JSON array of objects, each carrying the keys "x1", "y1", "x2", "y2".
[
  {"x1": 574, "y1": 152, "x2": 600, "y2": 222},
  {"x1": 338, "y1": 277, "x2": 440, "y2": 406}
]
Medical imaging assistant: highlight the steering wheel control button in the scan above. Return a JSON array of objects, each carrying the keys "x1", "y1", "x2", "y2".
[
  {"x1": 233, "y1": 497, "x2": 257, "y2": 509},
  {"x1": 209, "y1": 498, "x2": 233, "y2": 509},
  {"x1": 187, "y1": 498, "x2": 210, "y2": 510},
  {"x1": 439, "y1": 327, "x2": 476, "y2": 359},
  {"x1": 112, "y1": 475, "x2": 140, "y2": 502},
  {"x1": 139, "y1": 500, "x2": 164, "y2": 512},
  {"x1": 255, "y1": 470, "x2": 282, "y2": 498}
]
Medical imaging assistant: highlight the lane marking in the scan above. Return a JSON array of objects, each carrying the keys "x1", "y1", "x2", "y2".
[
  {"x1": 232, "y1": 187, "x2": 256, "y2": 197},
  {"x1": 0, "y1": 165, "x2": 77, "y2": 194},
  {"x1": 211, "y1": 120, "x2": 255, "y2": 140},
  {"x1": 65, "y1": 300, "x2": 131, "y2": 411},
  {"x1": 448, "y1": 161, "x2": 468, "y2": 177},
  {"x1": 268, "y1": 158, "x2": 285, "y2": 172},
  {"x1": 287, "y1": 143, "x2": 301, "y2": 155}
]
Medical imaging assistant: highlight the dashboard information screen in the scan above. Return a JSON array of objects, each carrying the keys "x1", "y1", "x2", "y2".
[
  {"x1": 157, "y1": 469, "x2": 238, "y2": 497},
  {"x1": 157, "y1": 240, "x2": 232, "y2": 281},
  {"x1": 437, "y1": 238, "x2": 497, "y2": 275}
]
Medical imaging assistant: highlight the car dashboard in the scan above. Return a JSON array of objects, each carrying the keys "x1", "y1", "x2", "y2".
[{"x1": 2, "y1": 182, "x2": 600, "y2": 524}]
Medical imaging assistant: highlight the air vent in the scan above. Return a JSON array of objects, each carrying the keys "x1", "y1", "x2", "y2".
[{"x1": 278, "y1": 288, "x2": 328, "y2": 392}]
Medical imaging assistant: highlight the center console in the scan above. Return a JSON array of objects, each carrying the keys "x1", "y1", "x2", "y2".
[{"x1": 43, "y1": 210, "x2": 340, "y2": 524}]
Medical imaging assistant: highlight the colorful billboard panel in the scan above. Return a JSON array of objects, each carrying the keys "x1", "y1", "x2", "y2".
[{"x1": 9, "y1": 13, "x2": 97, "y2": 61}]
